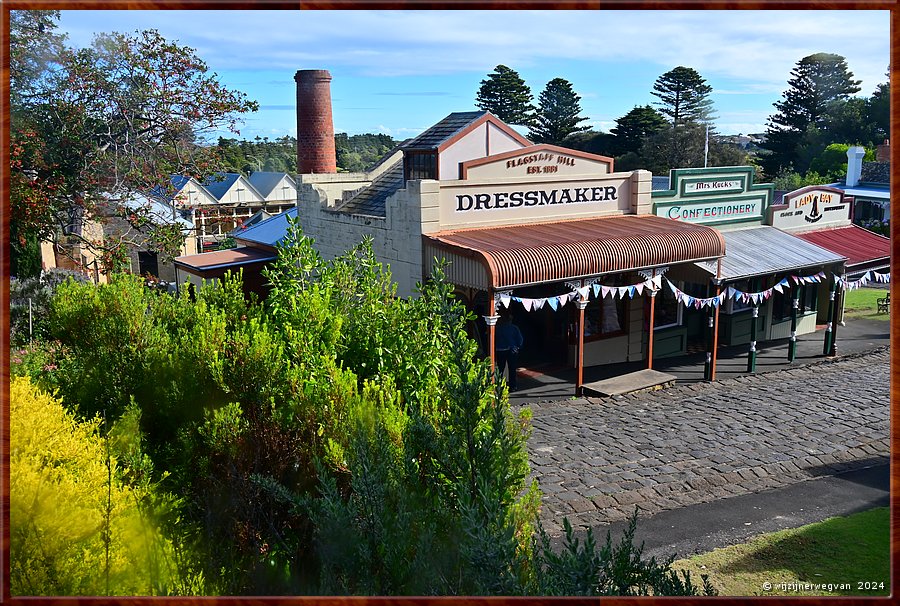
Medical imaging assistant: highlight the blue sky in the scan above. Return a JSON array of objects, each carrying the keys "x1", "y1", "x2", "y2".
[{"x1": 56, "y1": 10, "x2": 889, "y2": 142}]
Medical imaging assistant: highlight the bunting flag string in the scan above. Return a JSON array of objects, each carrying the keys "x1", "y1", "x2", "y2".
[
  {"x1": 499, "y1": 268, "x2": 841, "y2": 315},
  {"x1": 497, "y1": 275, "x2": 660, "y2": 313}
]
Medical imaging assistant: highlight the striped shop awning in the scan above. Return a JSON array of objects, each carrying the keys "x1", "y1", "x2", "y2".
[{"x1": 423, "y1": 214, "x2": 726, "y2": 291}]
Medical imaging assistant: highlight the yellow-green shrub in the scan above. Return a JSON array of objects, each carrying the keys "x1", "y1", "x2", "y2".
[{"x1": 9, "y1": 376, "x2": 202, "y2": 596}]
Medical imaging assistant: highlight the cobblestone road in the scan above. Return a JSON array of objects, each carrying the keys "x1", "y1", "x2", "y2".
[{"x1": 520, "y1": 347, "x2": 890, "y2": 537}]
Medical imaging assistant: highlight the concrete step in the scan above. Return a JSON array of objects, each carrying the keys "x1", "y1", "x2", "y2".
[{"x1": 581, "y1": 368, "x2": 677, "y2": 397}]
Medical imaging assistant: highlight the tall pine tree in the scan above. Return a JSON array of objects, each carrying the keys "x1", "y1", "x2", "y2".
[
  {"x1": 475, "y1": 65, "x2": 536, "y2": 126},
  {"x1": 760, "y1": 53, "x2": 861, "y2": 175},
  {"x1": 529, "y1": 78, "x2": 590, "y2": 145},
  {"x1": 650, "y1": 66, "x2": 716, "y2": 170}
]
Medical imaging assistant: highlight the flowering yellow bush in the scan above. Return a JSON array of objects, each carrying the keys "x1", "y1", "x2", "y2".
[{"x1": 9, "y1": 376, "x2": 200, "y2": 596}]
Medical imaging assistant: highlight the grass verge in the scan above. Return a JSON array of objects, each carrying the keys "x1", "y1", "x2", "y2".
[
  {"x1": 672, "y1": 507, "x2": 889, "y2": 596},
  {"x1": 843, "y1": 287, "x2": 890, "y2": 321}
]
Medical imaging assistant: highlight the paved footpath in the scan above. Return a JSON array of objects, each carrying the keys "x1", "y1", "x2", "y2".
[{"x1": 519, "y1": 347, "x2": 890, "y2": 538}]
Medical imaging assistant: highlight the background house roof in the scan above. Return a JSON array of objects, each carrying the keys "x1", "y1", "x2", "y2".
[
  {"x1": 248, "y1": 171, "x2": 296, "y2": 198},
  {"x1": 400, "y1": 111, "x2": 488, "y2": 150},
  {"x1": 233, "y1": 207, "x2": 298, "y2": 249}
]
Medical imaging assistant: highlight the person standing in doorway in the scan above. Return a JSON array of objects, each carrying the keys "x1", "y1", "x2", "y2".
[{"x1": 495, "y1": 314, "x2": 524, "y2": 391}]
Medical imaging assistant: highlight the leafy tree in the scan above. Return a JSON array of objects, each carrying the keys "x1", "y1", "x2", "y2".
[
  {"x1": 865, "y1": 75, "x2": 890, "y2": 144},
  {"x1": 475, "y1": 65, "x2": 536, "y2": 126},
  {"x1": 771, "y1": 167, "x2": 831, "y2": 191},
  {"x1": 650, "y1": 67, "x2": 716, "y2": 169},
  {"x1": 10, "y1": 13, "x2": 257, "y2": 274},
  {"x1": 610, "y1": 105, "x2": 667, "y2": 156},
  {"x1": 562, "y1": 130, "x2": 616, "y2": 157},
  {"x1": 760, "y1": 53, "x2": 861, "y2": 175},
  {"x1": 808, "y1": 143, "x2": 875, "y2": 181},
  {"x1": 529, "y1": 78, "x2": 590, "y2": 145}
]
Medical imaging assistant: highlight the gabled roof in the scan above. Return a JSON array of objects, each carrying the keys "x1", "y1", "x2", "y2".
[
  {"x1": 104, "y1": 192, "x2": 193, "y2": 231},
  {"x1": 233, "y1": 207, "x2": 298, "y2": 250},
  {"x1": 230, "y1": 209, "x2": 273, "y2": 236},
  {"x1": 247, "y1": 171, "x2": 296, "y2": 198},
  {"x1": 202, "y1": 173, "x2": 242, "y2": 199},
  {"x1": 401, "y1": 111, "x2": 531, "y2": 152},
  {"x1": 334, "y1": 159, "x2": 404, "y2": 217}
]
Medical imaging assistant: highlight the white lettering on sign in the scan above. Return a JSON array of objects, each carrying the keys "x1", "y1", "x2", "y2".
[
  {"x1": 684, "y1": 179, "x2": 742, "y2": 193},
  {"x1": 455, "y1": 185, "x2": 618, "y2": 212},
  {"x1": 657, "y1": 201, "x2": 759, "y2": 223}
]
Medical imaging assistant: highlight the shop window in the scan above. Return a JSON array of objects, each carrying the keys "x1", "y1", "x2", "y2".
[
  {"x1": 405, "y1": 152, "x2": 437, "y2": 181},
  {"x1": 579, "y1": 276, "x2": 628, "y2": 341},
  {"x1": 723, "y1": 279, "x2": 753, "y2": 314},
  {"x1": 774, "y1": 284, "x2": 818, "y2": 321},
  {"x1": 653, "y1": 279, "x2": 683, "y2": 330}
]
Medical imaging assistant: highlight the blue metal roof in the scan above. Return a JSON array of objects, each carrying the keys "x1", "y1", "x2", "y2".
[
  {"x1": 202, "y1": 173, "x2": 242, "y2": 200},
  {"x1": 233, "y1": 207, "x2": 298, "y2": 248}
]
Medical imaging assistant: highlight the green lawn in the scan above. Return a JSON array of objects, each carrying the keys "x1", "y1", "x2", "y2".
[
  {"x1": 843, "y1": 287, "x2": 891, "y2": 321},
  {"x1": 673, "y1": 507, "x2": 890, "y2": 596}
]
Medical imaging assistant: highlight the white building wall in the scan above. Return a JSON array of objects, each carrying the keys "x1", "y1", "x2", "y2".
[{"x1": 439, "y1": 123, "x2": 528, "y2": 180}]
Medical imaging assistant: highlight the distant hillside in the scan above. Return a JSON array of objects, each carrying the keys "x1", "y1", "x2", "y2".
[{"x1": 216, "y1": 133, "x2": 398, "y2": 175}]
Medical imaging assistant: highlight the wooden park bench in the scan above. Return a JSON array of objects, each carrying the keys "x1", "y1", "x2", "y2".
[{"x1": 877, "y1": 292, "x2": 890, "y2": 314}]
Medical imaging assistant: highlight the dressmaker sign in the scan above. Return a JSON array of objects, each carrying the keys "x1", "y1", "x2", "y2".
[
  {"x1": 438, "y1": 175, "x2": 630, "y2": 228},
  {"x1": 770, "y1": 186, "x2": 849, "y2": 230}
]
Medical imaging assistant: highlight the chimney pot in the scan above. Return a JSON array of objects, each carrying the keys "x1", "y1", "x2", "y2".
[{"x1": 295, "y1": 69, "x2": 336, "y2": 174}]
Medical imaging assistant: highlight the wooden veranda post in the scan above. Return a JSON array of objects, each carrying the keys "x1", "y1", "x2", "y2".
[
  {"x1": 788, "y1": 289, "x2": 800, "y2": 362},
  {"x1": 484, "y1": 289, "x2": 499, "y2": 375},
  {"x1": 823, "y1": 275, "x2": 837, "y2": 355},
  {"x1": 575, "y1": 296, "x2": 588, "y2": 396},
  {"x1": 647, "y1": 269, "x2": 657, "y2": 370},
  {"x1": 710, "y1": 281, "x2": 722, "y2": 381}
]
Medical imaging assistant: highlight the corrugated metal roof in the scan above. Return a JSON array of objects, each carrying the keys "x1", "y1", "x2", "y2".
[
  {"x1": 174, "y1": 246, "x2": 278, "y2": 273},
  {"x1": 828, "y1": 182, "x2": 890, "y2": 199},
  {"x1": 794, "y1": 225, "x2": 891, "y2": 270},
  {"x1": 425, "y1": 214, "x2": 726, "y2": 290},
  {"x1": 233, "y1": 207, "x2": 298, "y2": 249},
  {"x1": 703, "y1": 226, "x2": 846, "y2": 281},
  {"x1": 401, "y1": 111, "x2": 487, "y2": 150},
  {"x1": 334, "y1": 159, "x2": 404, "y2": 217}
]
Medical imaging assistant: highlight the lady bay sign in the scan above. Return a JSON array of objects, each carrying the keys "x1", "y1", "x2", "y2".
[{"x1": 770, "y1": 186, "x2": 850, "y2": 230}]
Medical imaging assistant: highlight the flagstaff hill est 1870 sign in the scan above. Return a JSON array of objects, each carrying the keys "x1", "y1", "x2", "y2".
[
  {"x1": 652, "y1": 166, "x2": 773, "y2": 227},
  {"x1": 769, "y1": 185, "x2": 851, "y2": 231}
]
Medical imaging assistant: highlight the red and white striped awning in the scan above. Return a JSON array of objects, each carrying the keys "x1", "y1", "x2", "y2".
[{"x1": 423, "y1": 214, "x2": 726, "y2": 290}]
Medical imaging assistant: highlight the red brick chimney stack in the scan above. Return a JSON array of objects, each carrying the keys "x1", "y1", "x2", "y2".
[
  {"x1": 295, "y1": 69, "x2": 336, "y2": 174},
  {"x1": 876, "y1": 139, "x2": 890, "y2": 162}
]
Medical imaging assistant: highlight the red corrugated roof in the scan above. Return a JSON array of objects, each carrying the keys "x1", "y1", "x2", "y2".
[
  {"x1": 794, "y1": 225, "x2": 891, "y2": 269},
  {"x1": 426, "y1": 215, "x2": 726, "y2": 289}
]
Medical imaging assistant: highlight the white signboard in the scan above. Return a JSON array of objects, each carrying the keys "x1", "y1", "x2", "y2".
[
  {"x1": 461, "y1": 146, "x2": 612, "y2": 180},
  {"x1": 771, "y1": 188, "x2": 849, "y2": 230},
  {"x1": 439, "y1": 176, "x2": 630, "y2": 229},
  {"x1": 656, "y1": 200, "x2": 760, "y2": 224},
  {"x1": 683, "y1": 179, "x2": 743, "y2": 194}
]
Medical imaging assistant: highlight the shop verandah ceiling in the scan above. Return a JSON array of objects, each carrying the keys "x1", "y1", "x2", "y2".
[{"x1": 423, "y1": 214, "x2": 726, "y2": 291}]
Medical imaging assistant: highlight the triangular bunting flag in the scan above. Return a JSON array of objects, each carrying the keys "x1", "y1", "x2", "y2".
[
  {"x1": 593, "y1": 283, "x2": 602, "y2": 298},
  {"x1": 500, "y1": 295, "x2": 511, "y2": 308},
  {"x1": 532, "y1": 298, "x2": 545, "y2": 310},
  {"x1": 601, "y1": 285, "x2": 612, "y2": 299},
  {"x1": 521, "y1": 298, "x2": 533, "y2": 312},
  {"x1": 635, "y1": 282, "x2": 645, "y2": 296},
  {"x1": 577, "y1": 286, "x2": 590, "y2": 300},
  {"x1": 547, "y1": 297, "x2": 558, "y2": 311},
  {"x1": 558, "y1": 294, "x2": 570, "y2": 308}
]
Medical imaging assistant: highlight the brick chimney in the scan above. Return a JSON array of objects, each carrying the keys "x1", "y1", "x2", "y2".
[
  {"x1": 876, "y1": 139, "x2": 890, "y2": 162},
  {"x1": 295, "y1": 69, "x2": 336, "y2": 174}
]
